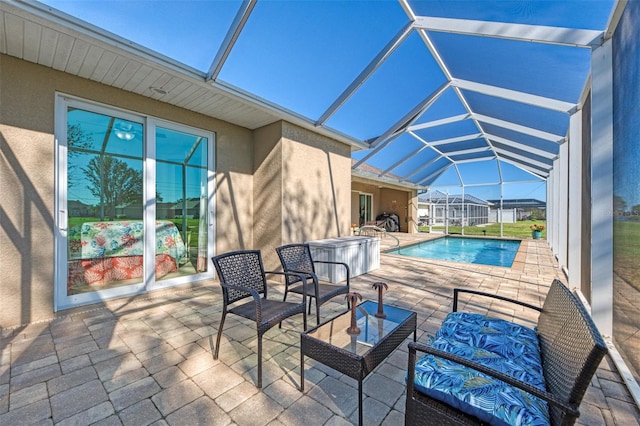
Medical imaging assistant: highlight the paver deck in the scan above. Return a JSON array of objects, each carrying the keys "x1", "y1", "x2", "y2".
[{"x1": 1, "y1": 235, "x2": 639, "y2": 425}]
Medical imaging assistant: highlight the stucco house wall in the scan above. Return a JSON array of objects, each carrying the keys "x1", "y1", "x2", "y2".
[{"x1": 0, "y1": 54, "x2": 352, "y2": 327}]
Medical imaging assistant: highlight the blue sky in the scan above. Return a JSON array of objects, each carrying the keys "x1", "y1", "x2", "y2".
[{"x1": 42, "y1": 0, "x2": 617, "y2": 203}]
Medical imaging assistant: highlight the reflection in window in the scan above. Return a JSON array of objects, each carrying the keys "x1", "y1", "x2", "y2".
[
  {"x1": 156, "y1": 127, "x2": 209, "y2": 280},
  {"x1": 65, "y1": 109, "x2": 213, "y2": 293},
  {"x1": 66, "y1": 109, "x2": 144, "y2": 294},
  {"x1": 612, "y1": 0, "x2": 640, "y2": 386}
]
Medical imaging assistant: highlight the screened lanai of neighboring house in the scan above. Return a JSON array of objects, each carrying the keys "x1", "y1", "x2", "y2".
[{"x1": 2, "y1": 0, "x2": 639, "y2": 409}]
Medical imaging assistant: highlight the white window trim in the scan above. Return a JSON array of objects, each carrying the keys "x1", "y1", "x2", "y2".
[{"x1": 54, "y1": 93, "x2": 216, "y2": 311}]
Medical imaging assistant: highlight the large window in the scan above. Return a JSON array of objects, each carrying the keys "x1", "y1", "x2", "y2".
[{"x1": 56, "y1": 96, "x2": 215, "y2": 310}]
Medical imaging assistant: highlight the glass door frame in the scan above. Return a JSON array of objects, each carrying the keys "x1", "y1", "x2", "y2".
[
  {"x1": 54, "y1": 94, "x2": 215, "y2": 311},
  {"x1": 359, "y1": 192, "x2": 373, "y2": 226}
]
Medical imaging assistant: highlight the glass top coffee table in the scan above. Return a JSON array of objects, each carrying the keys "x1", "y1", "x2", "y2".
[{"x1": 300, "y1": 300, "x2": 417, "y2": 426}]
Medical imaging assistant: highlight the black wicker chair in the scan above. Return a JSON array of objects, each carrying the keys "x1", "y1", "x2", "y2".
[
  {"x1": 405, "y1": 279, "x2": 608, "y2": 426},
  {"x1": 276, "y1": 243, "x2": 350, "y2": 325},
  {"x1": 211, "y1": 250, "x2": 308, "y2": 388}
]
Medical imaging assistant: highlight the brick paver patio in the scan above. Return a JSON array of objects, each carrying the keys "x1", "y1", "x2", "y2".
[{"x1": 1, "y1": 235, "x2": 639, "y2": 425}]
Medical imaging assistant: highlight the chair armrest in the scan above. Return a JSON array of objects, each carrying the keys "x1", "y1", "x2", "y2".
[
  {"x1": 407, "y1": 341, "x2": 578, "y2": 417},
  {"x1": 278, "y1": 268, "x2": 319, "y2": 294},
  {"x1": 221, "y1": 283, "x2": 264, "y2": 322},
  {"x1": 453, "y1": 288, "x2": 542, "y2": 313},
  {"x1": 266, "y1": 270, "x2": 309, "y2": 300},
  {"x1": 312, "y1": 260, "x2": 351, "y2": 282}
]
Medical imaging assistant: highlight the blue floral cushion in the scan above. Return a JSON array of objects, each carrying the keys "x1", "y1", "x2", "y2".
[
  {"x1": 436, "y1": 313, "x2": 542, "y2": 368},
  {"x1": 429, "y1": 337, "x2": 546, "y2": 389},
  {"x1": 413, "y1": 313, "x2": 550, "y2": 426}
]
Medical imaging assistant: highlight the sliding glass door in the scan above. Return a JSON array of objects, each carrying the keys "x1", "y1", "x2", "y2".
[
  {"x1": 55, "y1": 96, "x2": 214, "y2": 310},
  {"x1": 155, "y1": 126, "x2": 210, "y2": 282}
]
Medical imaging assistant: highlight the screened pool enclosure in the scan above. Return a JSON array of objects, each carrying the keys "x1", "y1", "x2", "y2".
[{"x1": 2, "y1": 0, "x2": 639, "y2": 404}]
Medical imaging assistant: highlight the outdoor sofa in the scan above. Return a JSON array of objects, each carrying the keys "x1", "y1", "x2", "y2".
[{"x1": 405, "y1": 279, "x2": 607, "y2": 426}]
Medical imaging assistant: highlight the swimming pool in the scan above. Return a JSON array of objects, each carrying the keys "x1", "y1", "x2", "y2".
[{"x1": 386, "y1": 237, "x2": 521, "y2": 267}]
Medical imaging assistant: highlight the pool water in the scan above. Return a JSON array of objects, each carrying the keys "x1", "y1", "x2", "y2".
[{"x1": 386, "y1": 237, "x2": 521, "y2": 267}]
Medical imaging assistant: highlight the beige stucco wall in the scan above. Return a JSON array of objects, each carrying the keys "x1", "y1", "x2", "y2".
[
  {"x1": 0, "y1": 54, "x2": 355, "y2": 327},
  {"x1": 253, "y1": 121, "x2": 352, "y2": 270},
  {"x1": 281, "y1": 122, "x2": 351, "y2": 241},
  {"x1": 253, "y1": 122, "x2": 284, "y2": 269},
  {"x1": 0, "y1": 54, "x2": 254, "y2": 327}
]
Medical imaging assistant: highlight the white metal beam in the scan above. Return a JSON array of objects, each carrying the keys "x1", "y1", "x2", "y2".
[
  {"x1": 421, "y1": 133, "x2": 483, "y2": 146},
  {"x1": 498, "y1": 157, "x2": 549, "y2": 178},
  {"x1": 407, "y1": 113, "x2": 470, "y2": 132},
  {"x1": 493, "y1": 147, "x2": 552, "y2": 170},
  {"x1": 417, "y1": 164, "x2": 451, "y2": 186},
  {"x1": 567, "y1": 110, "x2": 582, "y2": 289},
  {"x1": 442, "y1": 146, "x2": 492, "y2": 156},
  {"x1": 316, "y1": 22, "x2": 414, "y2": 126},
  {"x1": 590, "y1": 39, "x2": 613, "y2": 336},
  {"x1": 413, "y1": 16, "x2": 603, "y2": 47},
  {"x1": 379, "y1": 145, "x2": 431, "y2": 176},
  {"x1": 351, "y1": 133, "x2": 402, "y2": 169},
  {"x1": 451, "y1": 79, "x2": 577, "y2": 113},
  {"x1": 486, "y1": 134, "x2": 558, "y2": 159},
  {"x1": 369, "y1": 80, "x2": 450, "y2": 148},
  {"x1": 206, "y1": 0, "x2": 257, "y2": 81},
  {"x1": 472, "y1": 113, "x2": 565, "y2": 143},
  {"x1": 403, "y1": 154, "x2": 443, "y2": 181},
  {"x1": 453, "y1": 155, "x2": 496, "y2": 164}
]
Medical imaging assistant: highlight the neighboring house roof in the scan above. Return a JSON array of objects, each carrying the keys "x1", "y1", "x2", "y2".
[
  {"x1": 171, "y1": 198, "x2": 201, "y2": 210},
  {"x1": 68, "y1": 200, "x2": 92, "y2": 209},
  {"x1": 418, "y1": 190, "x2": 491, "y2": 206},
  {"x1": 486, "y1": 199, "x2": 547, "y2": 209}
]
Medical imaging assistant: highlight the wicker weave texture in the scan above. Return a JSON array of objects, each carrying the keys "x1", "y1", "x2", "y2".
[
  {"x1": 276, "y1": 243, "x2": 350, "y2": 322},
  {"x1": 211, "y1": 249, "x2": 307, "y2": 388},
  {"x1": 276, "y1": 244, "x2": 316, "y2": 287},
  {"x1": 213, "y1": 250, "x2": 267, "y2": 305},
  {"x1": 537, "y1": 280, "x2": 608, "y2": 425}
]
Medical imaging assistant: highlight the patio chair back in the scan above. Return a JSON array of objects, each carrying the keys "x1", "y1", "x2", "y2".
[
  {"x1": 276, "y1": 243, "x2": 350, "y2": 325},
  {"x1": 276, "y1": 244, "x2": 315, "y2": 286},
  {"x1": 536, "y1": 279, "x2": 608, "y2": 425},
  {"x1": 213, "y1": 250, "x2": 267, "y2": 305}
]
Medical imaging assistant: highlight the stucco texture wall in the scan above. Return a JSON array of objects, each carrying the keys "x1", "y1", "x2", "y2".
[
  {"x1": 281, "y1": 122, "x2": 351, "y2": 242},
  {"x1": 253, "y1": 121, "x2": 352, "y2": 270},
  {"x1": 0, "y1": 55, "x2": 253, "y2": 327}
]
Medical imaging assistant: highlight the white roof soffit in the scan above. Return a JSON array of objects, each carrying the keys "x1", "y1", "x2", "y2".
[{"x1": 412, "y1": 16, "x2": 604, "y2": 47}]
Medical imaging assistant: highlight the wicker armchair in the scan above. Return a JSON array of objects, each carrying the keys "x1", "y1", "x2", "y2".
[
  {"x1": 276, "y1": 243, "x2": 350, "y2": 325},
  {"x1": 211, "y1": 250, "x2": 308, "y2": 388}
]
